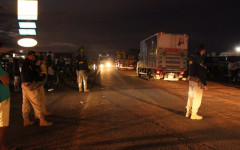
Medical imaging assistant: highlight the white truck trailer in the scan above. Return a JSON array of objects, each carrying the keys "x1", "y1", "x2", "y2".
[{"x1": 137, "y1": 32, "x2": 188, "y2": 81}]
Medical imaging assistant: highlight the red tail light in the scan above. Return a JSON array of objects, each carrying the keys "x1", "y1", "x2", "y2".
[
  {"x1": 156, "y1": 70, "x2": 161, "y2": 74},
  {"x1": 181, "y1": 71, "x2": 185, "y2": 75}
]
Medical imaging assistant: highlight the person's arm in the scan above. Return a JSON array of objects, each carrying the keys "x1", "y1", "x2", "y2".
[
  {"x1": 196, "y1": 63, "x2": 207, "y2": 89},
  {"x1": 0, "y1": 66, "x2": 10, "y2": 85}
]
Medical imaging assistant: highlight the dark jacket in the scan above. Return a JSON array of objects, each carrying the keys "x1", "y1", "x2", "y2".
[
  {"x1": 21, "y1": 59, "x2": 36, "y2": 83},
  {"x1": 34, "y1": 65, "x2": 46, "y2": 82},
  {"x1": 75, "y1": 55, "x2": 88, "y2": 71},
  {"x1": 13, "y1": 59, "x2": 20, "y2": 76},
  {"x1": 189, "y1": 54, "x2": 207, "y2": 86}
]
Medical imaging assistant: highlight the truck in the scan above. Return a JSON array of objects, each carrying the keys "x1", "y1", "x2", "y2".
[
  {"x1": 99, "y1": 54, "x2": 113, "y2": 68},
  {"x1": 137, "y1": 32, "x2": 188, "y2": 80},
  {"x1": 115, "y1": 51, "x2": 135, "y2": 70}
]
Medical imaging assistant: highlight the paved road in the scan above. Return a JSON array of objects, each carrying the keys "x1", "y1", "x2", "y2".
[{"x1": 7, "y1": 69, "x2": 240, "y2": 150}]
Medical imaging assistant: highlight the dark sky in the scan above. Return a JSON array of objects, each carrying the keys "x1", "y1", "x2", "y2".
[{"x1": 1, "y1": 0, "x2": 240, "y2": 58}]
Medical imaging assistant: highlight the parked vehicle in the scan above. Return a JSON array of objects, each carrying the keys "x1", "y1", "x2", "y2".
[
  {"x1": 137, "y1": 32, "x2": 188, "y2": 80},
  {"x1": 205, "y1": 56, "x2": 240, "y2": 83}
]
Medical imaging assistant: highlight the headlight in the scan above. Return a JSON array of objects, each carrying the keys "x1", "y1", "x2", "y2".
[
  {"x1": 106, "y1": 62, "x2": 111, "y2": 67},
  {"x1": 100, "y1": 64, "x2": 104, "y2": 68}
]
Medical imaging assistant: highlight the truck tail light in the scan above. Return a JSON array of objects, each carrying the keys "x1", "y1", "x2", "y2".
[{"x1": 156, "y1": 70, "x2": 162, "y2": 75}]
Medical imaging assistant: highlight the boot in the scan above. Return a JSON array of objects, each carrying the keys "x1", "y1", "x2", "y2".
[
  {"x1": 39, "y1": 117, "x2": 53, "y2": 126},
  {"x1": 84, "y1": 89, "x2": 90, "y2": 92},
  {"x1": 191, "y1": 113, "x2": 203, "y2": 120},
  {"x1": 79, "y1": 88, "x2": 83, "y2": 92},
  {"x1": 24, "y1": 119, "x2": 35, "y2": 127},
  {"x1": 43, "y1": 112, "x2": 52, "y2": 116},
  {"x1": 185, "y1": 108, "x2": 191, "y2": 118}
]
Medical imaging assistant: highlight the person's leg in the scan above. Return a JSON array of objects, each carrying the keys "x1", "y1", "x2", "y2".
[
  {"x1": 22, "y1": 85, "x2": 35, "y2": 126},
  {"x1": 26, "y1": 87, "x2": 53, "y2": 126},
  {"x1": 78, "y1": 71, "x2": 83, "y2": 92},
  {"x1": 38, "y1": 85, "x2": 51, "y2": 116},
  {"x1": 191, "y1": 84, "x2": 203, "y2": 120},
  {"x1": 0, "y1": 127, "x2": 8, "y2": 150},
  {"x1": 82, "y1": 71, "x2": 90, "y2": 92},
  {"x1": 0, "y1": 98, "x2": 10, "y2": 149},
  {"x1": 186, "y1": 81, "x2": 194, "y2": 117}
]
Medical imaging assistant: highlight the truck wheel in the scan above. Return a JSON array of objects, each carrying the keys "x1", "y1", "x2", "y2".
[
  {"x1": 138, "y1": 73, "x2": 141, "y2": 78},
  {"x1": 147, "y1": 72, "x2": 152, "y2": 80}
]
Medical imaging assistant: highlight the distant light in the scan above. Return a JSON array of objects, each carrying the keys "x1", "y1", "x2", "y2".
[
  {"x1": 18, "y1": 0, "x2": 38, "y2": 20},
  {"x1": 107, "y1": 54, "x2": 109, "y2": 57},
  {"x1": 19, "y1": 22, "x2": 36, "y2": 28},
  {"x1": 99, "y1": 54, "x2": 102, "y2": 56},
  {"x1": 13, "y1": 53, "x2": 16, "y2": 58},
  {"x1": 21, "y1": 55, "x2": 26, "y2": 59},
  {"x1": 20, "y1": 50, "x2": 23, "y2": 53},
  {"x1": 93, "y1": 64, "x2": 96, "y2": 70},
  {"x1": 236, "y1": 47, "x2": 240, "y2": 52},
  {"x1": 100, "y1": 64, "x2": 104, "y2": 68},
  {"x1": 19, "y1": 29, "x2": 36, "y2": 35},
  {"x1": 18, "y1": 38, "x2": 37, "y2": 47}
]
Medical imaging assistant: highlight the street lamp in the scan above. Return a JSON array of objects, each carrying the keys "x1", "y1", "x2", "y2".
[{"x1": 17, "y1": 38, "x2": 37, "y2": 47}]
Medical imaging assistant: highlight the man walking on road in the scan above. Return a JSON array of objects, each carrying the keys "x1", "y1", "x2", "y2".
[
  {"x1": 0, "y1": 65, "x2": 10, "y2": 150},
  {"x1": 21, "y1": 51, "x2": 53, "y2": 127},
  {"x1": 75, "y1": 47, "x2": 90, "y2": 93},
  {"x1": 186, "y1": 45, "x2": 208, "y2": 120}
]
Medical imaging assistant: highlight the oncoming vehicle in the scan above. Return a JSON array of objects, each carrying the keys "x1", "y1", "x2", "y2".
[{"x1": 99, "y1": 54, "x2": 113, "y2": 69}]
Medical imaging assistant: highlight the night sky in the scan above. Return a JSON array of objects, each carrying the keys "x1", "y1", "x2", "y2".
[{"x1": 0, "y1": 0, "x2": 240, "y2": 58}]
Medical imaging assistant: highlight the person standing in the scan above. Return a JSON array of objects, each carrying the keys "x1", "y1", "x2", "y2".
[
  {"x1": 186, "y1": 45, "x2": 208, "y2": 120},
  {"x1": 75, "y1": 47, "x2": 90, "y2": 92},
  {"x1": 47, "y1": 63, "x2": 55, "y2": 92},
  {"x1": 13, "y1": 58, "x2": 21, "y2": 92},
  {"x1": 57, "y1": 56, "x2": 65, "y2": 71},
  {"x1": 0, "y1": 65, "x2": 10, "y2": 150},
  {"x1": 35, "y1": 59, "x2": 52, "y2": 117},
  {"x1": 21, "y1": 51, "x2": 52, "y2": 126}
]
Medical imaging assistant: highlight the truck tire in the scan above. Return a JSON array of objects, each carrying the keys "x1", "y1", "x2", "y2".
[
  {"x1": 138, "y1": 73, "x2": 141, "y2": 78},
  {"x1": 147, "y1": 72, "x2": 152, "y2": 80}
]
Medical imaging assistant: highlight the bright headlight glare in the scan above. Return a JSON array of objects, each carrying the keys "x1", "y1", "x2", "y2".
[{"x1": 106, "y1": 62, "x2": 111, "y2": 67}]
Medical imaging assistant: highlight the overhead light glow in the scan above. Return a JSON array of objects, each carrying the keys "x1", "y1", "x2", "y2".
[
  {"x1": 19, "y1": 22, "x2": 36, "y2": 28},
  {"x1": 236, "y1": 47, "x2": 240, "y2": 52},
  {"x1": 18, "y1": 38, "x2": 37, "y2": 47},
  {"x1": 18, "y1": 0, "x2": 38, "y2": 20},
  {"x1": 19, "y1": 29, "x2": 36, "y2": 35}
]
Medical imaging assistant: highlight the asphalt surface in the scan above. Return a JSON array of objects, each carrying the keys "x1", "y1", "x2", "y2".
[{"x1": 6, "y1": 69, "x2": 240, "y2": 150}]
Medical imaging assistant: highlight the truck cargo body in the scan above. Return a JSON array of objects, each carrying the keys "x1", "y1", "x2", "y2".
[{"x1": 137, "y1": 33, "x2": 188, "y2": 80}]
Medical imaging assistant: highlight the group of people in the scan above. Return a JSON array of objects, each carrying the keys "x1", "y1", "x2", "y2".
[
  {"x1": 0, "y1": 47, "x2": 91, "y2": 149},
  {"x1": 0, "y1": 51, "x2": 54, "y2": 149},
  {"x1": 13, "y1": 51, "x2": 56, "y2": 93},
  {"x1": 0, "y1": 45, "x2": 207, "y2": 149}
]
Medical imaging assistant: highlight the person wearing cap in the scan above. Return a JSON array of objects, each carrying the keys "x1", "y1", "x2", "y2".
[
  {"x1": 186, "y1": 45, "x2": 208, "y2": 120},
  {"x1": 0, "y1": 64, "x2": 10, "y2": 150},
  {"x1": 75, "y1": 47, "x2": 90, "y2": 92},
  {"x1": 34, "y1": 58, "x2": 52, "y2": 117},
  {"x1": 21, "y1": 51, "x2": 53, "y2": 126}
]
